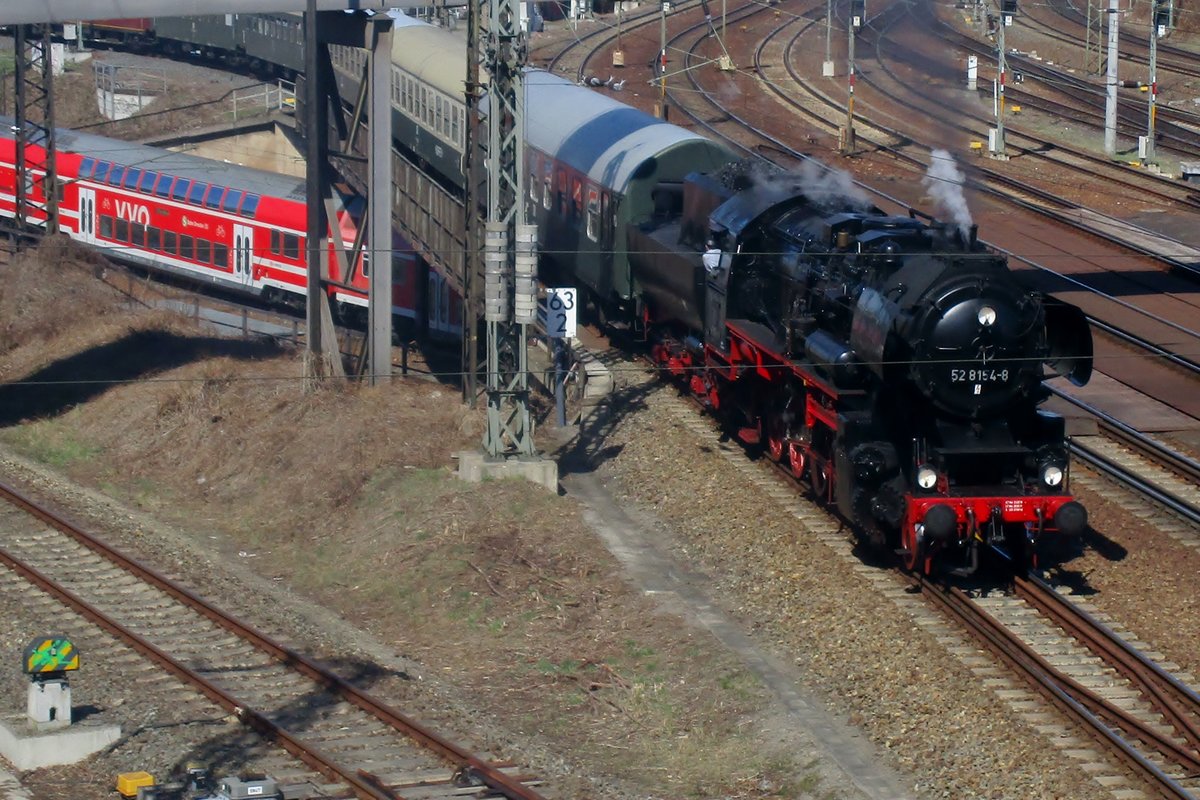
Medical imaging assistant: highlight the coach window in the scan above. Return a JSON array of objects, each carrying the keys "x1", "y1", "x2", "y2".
[
  {"x1": 139, "y1": 171, "x2": 158, "y2": 192},
  {"x1": 544, "y1": 164, "x2": 552, "y2": 211},
  {"x1": 124, "y1": 168, "x2": 142, "y2": 190},
  {"x1": 181, "y1": 234, "x2": 195, "y2": 260},
  {"x1": 283, "y1": 233, "x2": 300, "y2": 260},
  {"x1": 204, "y1": 185, "x2": 225, "y2": 210},
  {"x1": 115, "y1": 218, "x2": 129, "y2": 243},
  {"x1": 214, "y1": 243, "x2": 229, "y2": 269},
  {"x1": 164, "y1": 230, "x2": 177, "y2": 254},
  {"x1": 557, "y1": 169, "x2": 567, "y2": 216},
  {"x1": 601, "y1": 193, "x2": 610, "y2": 241},
  {"x1": 222, "y1": 189, "x2": 243, "y2": 214},
  {"x1": 79, "y1": 157, "x2": 95, "y2": 178},
  {"x1": 586, "y1": 189, "x2": 599, "y2": 242},
  {"x1": 240, "y1": 194, "x2": 260, "y2": 217},
  {"x1": 154, "y1": 174, "x2": 173, "y2": 198},
  {"x1": 270, "y1": 229, "x2": 281, "y2": 255},
  {"x1": 451, "y1": 106, "x2": 460, "y2": 145},
  {"x1": 147, "y1": 226, "x2": 161, "y2": 251},
  {"x1": 108, "y1": 166, "x2": 126, "y2": 187},
  {"x1": 99, "y1": 215, "x2": 113, "y2": 239},
  {"x1": 131, "y1": 222, "x2": 146, "y2": 246},
  {"x1": 93, "y1": 161, "x2": 111, "y2": 182},
  {"x1": 171, "y1": 179, "x2": 191, "y2": 202},
  {"x1": 188, "y1": 182, "x2": 207, "y2": 205},
  {"x1": 571, "y1": 178, "x2": 583, "y2": 223},
  {"x1": 197, "y1": 238, "x2": 211, "y2": 264}
]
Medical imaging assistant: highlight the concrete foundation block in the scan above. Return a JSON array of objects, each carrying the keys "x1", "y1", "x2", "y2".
[
  {"x1": 454, "y1": 450, "x2": 559, "y2": 493},
  {"x1": 0, "y1": 714, "x2": 121, "y2": 770}
]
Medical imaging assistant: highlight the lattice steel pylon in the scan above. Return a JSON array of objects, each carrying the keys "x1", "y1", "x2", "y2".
[
  {"x1": 13, "y1": 24, "x2": 58, "y2": 235},
  {"x1": 479, "y1": 0, "x2": 538, "y2": 458}
]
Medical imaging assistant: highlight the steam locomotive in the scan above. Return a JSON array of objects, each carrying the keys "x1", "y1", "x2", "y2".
[{"x1": 630, "y1": 161, "x2": 1093, "y2": 574}]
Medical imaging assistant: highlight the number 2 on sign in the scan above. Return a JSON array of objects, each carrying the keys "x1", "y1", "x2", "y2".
[{"x1": 547, "y1": 288, "x2": 577, "y2": 338}]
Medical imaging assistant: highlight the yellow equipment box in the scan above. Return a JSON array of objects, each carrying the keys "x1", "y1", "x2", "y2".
[{"x1": 116, "y1": 772, "x2": 154, "y2": 798}]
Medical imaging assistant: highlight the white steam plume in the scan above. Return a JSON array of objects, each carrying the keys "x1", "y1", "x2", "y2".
[{"x1": 921, "y1": 149, "x2": 973, "y2": 238}]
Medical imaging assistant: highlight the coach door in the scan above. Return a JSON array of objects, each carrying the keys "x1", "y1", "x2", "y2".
[
  {"x1": 233, "y1": 224, "x2": 255, "y2": 287},
  {"x1": 77, "y1": 187, "x2": 96, "y2": 245}
]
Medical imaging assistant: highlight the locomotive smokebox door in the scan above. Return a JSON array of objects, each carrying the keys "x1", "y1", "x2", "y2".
[{"x1": 704, "y1": 252, "x2": 731, "y2": 350}]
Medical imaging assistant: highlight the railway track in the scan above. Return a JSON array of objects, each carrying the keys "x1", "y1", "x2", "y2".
[
  {"x1": 598, "y1": 326, "x2": 1200, "y2": 798},
  {"x1": 0, "y1": 479, "x2": 547, "y2": 800}
]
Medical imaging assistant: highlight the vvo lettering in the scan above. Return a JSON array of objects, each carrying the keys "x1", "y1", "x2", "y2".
[{"x1": 115, "y1": 200, "x2": 150, "y2": 225}]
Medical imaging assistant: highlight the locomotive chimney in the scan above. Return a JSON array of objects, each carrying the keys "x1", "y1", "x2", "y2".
[
  {"x1": 968, "y1": 224, "x2": 978, "y2": 248},
  {"x1": 836, "y1": 230, "x2": 852, "y2": 249}
]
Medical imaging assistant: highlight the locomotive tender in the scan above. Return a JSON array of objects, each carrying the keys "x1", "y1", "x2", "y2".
[{"x1": 43, "y1": 10, "x2": 1094, "y2": 572}]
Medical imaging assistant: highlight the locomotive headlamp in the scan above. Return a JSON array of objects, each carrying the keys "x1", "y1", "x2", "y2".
[
  {"x1": 916, "y1": 465, "x2": 939, "y2": 490},
  {"x1": 1041, "y1": 464, "x2": 1064, "y2": 487},
  {"x1": 977, "y1": 305, "x2": 997, "y2": 327}
]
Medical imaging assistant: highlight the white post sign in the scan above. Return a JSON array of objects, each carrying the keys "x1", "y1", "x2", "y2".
[{"x1": 546, "y1": 288, "x2": 577, "y2": 338}]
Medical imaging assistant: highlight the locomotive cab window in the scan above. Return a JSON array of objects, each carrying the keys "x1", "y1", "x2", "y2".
[{"x1": 586, "y1": 189, "x2": 600, "y2": 242}]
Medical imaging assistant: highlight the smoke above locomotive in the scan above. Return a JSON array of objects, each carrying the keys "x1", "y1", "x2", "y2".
[{"x1": 630, "y1": 155, "x2": 1093, "y2": 575}]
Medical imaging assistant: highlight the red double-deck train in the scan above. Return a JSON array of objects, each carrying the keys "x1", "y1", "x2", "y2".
[{"x1": 0, "y1": 122, "x2": 462, "y2": 339}]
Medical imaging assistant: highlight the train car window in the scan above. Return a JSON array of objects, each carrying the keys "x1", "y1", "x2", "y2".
[
  {"x1": 99, "y1": 215, "x2": 113, "y2": 239},
  {"x1": 115, "y1": 218, "x2": 129, "y2": 242},
  {"x1": 557, "y1": 169, "x2": 567, "y2": 216},
  {"x1": 435, "y1": 96, "x2": 444, "y2": 136},
  {"x1": 283, "y1": 233, "x2": 300, "y2": 260},
  {"x1": 131, "y1": 222, "x2": 145, "y2": 246},
  {"x1": 544, "y1": 163, "x2": 552, "y2": 211},
  {"x1": 123, "y1": 168, "x2": 142, "y2": 189},
  {"x1": 108, "y1": 166, "x2": 126, "y2": 187},
  {"x1": 530, "y1": 170, "x2": 539, "y2": 203},
  {"x1": 222, "y1": 189, "x2": 243, "y2": 214},
  {"x1": 181, "y1": 234, "x2": 194, "y2": 260},
  {"x1": 240, "y1": 194, "x2": 260, "y2": 217},
  {"x1": 586, "y1": 189, "x2": 600, "y2": 242},
  {"x1": 92, "y1": 161, "x2": 110, "y2": 181},
  {"x1": 147, "y1": 226, "x2": 161, "y2": 251},
  {"x1": 164, "y1": 230, "x2": 177, "y2": 254},
  {"x1": 79, "y1": 157, "x2": 95, "y2": 178},
  {"x1": 204, "y1": 185, "x2": 225, "y2": 210},
  {"x1": 138, "y1": 171, "x2": 158, "y2": 192},
  {"x1": 214, "y1": 243, "x2": 229, "y2": 269},
  {"x1": 171, "y1": 179, "x2": 191, "y2": 201},
  {"x1": 571, "y1": 178, "x2": 583, "y2": 222},
  {"x1": 154, "y1": 174, "x2": 173, "y2": 198},
  {"x1": 601, "y1": 192, "x2": 610, "y2": 241},
  {"x1": 270, "y1": 229, "x2": 281, "y2": 255},
  {"x1": 451, "y1": 106, "x2": 460, "y2": 146},
  {"x1": 188, "y1": 182, "x2": 207, "y2": 204},
  {"x1": 197, "y1": 238, "x2": 211, "y2": 264}
]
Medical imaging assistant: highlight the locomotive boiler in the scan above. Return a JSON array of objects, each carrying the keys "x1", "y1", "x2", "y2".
[{"x1": 636, "y1": 163, "x2": 1093, "y2": 574}]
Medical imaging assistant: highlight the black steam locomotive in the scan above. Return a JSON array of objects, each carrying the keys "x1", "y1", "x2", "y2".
[{"x1": 634, "y1": 162, "x2": 1092, "y2": 574}]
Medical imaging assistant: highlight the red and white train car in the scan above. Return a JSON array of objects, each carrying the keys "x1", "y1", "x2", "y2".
[{"x1": 0, "y1": 122, "x2": 461, "y2": 339}]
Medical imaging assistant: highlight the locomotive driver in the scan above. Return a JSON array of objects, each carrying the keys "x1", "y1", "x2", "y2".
[{"x1": 703, "y1": 239, "x2": 722, "y2": 274}]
